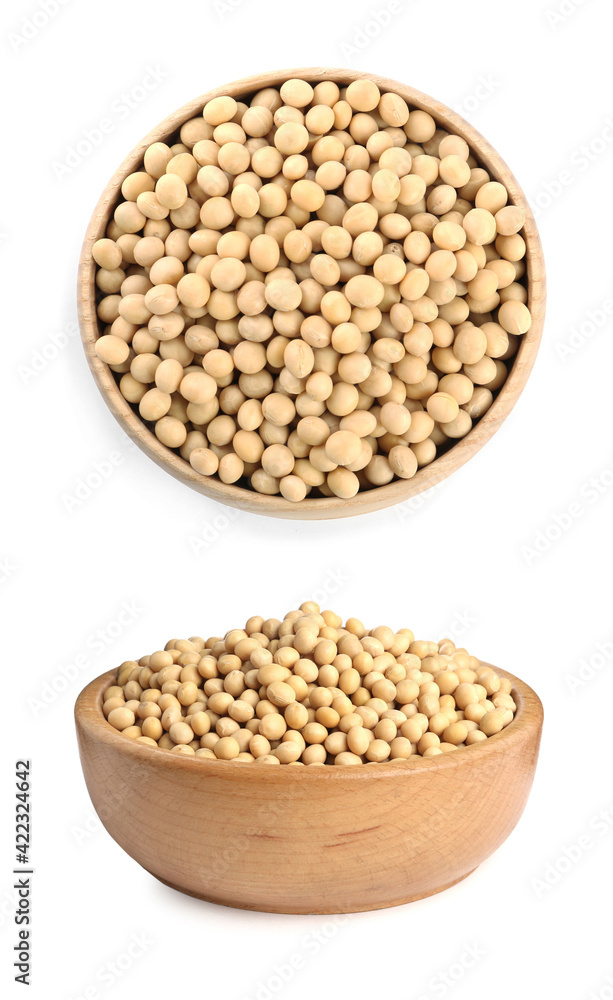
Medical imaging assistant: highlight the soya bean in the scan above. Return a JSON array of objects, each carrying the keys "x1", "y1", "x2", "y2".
[
  {"x1": 427, "y1": 392, "x2": 459, "y2": 424},
  {"x1": 94, "y1": 77, "x2": 531, "y2": 501},
  {"x1": 104, "y1": 608, "x2": 518, "y2": 765},
  {"x1": 95, "y1": 335, "x2": 130, "y2": 366},
  {"x1": 93, "y1": 238, "x2": 122, "y2": 269},
  {"x1": 480, "y1": 710, "x2": 506, "y2": 736},
  {"x1": 214, "y1": 736, "x2": 240, "y2": 759},
  {"x1": 180, "y1": 371, "x2": 217, "y2": 403},
  {"x1": 388, "y1": 446, "x2": 418, "y2": 479},
  {"x1": 108, "y1": 707, "x2": 135, "y2": 731},
  {"x1": 324, "y1": 430, "x2": 362, "y2": 467},
  {"x1": 168, "y1": 721, "x2": 194, "y2": 745},
  {"x1": 498, "y1": 300, "x2": 532, "y2": 335},
  {"x1": 327, "y1": 468, "x2": 360, "y2": 498},
  {"x1": 463, "y1": 208, "x2": 497, "y2": 246}
]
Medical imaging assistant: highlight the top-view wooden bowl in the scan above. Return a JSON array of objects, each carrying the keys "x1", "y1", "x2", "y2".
[
  {"x1": 78, "y1": 67, "x2": 546, "y2": 520},
  {"x1": 75, "y1": 662, "x2": 543, "y2": 914}
]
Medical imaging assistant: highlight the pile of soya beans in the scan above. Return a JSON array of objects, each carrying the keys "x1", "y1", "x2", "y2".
[
  {"x1": 103, "y1": 603, "x2": 517, "y2": 765},
  {"x1": 92, "y1": 77, "x2": 532, "y2": 502}
]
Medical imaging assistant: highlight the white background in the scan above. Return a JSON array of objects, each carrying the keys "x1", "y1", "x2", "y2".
[{"x1": 3, "y1": 0, "x2": 613, "y2": 997}]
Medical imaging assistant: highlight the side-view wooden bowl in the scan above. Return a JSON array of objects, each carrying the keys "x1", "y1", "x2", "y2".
[
  {"x1": 78, "y1": 67, "x2": 545, "y2": 520},
  {"x1": 75, "y1": 662, "x2": 543, "y2": 914}
]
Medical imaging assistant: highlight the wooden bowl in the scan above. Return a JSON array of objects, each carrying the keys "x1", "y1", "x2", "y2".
[
  {"x1": 79, "y1": 68, "x2": 545, "y2": 520},
  {"x1": 75, "y1": 663, "x2": 543, "y2": 914}
]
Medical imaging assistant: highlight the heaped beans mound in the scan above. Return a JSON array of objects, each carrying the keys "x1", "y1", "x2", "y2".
[
  {"x1": 92, "y1": 77, "x2": 531, "y2": 502},
  {"x1": 103, "y1": 602, "x2": 518, "y2": 764}
]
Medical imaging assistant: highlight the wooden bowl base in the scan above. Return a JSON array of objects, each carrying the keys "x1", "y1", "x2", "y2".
[{"x1": 148, "y1": 867, "x2": 478, "y2": 914}]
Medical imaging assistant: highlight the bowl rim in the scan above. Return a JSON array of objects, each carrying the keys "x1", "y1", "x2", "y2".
[
  {"x1": 75, "y1": 659, "x2": 543, "y2": 782},
  {"x1": 78, "y1": 66, "x2": 546, "y2": 519}
]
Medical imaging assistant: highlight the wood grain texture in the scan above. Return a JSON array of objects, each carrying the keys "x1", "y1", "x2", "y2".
[
  {"x1": 78, "y1": 67, "x2": 546, "y2": 520},
  {"x1": 75, "y1": 662, "x2": 543, "y2": 914}
]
